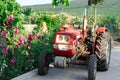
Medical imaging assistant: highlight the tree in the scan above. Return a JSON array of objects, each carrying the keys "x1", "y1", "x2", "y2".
[
  {"x1": 88, "y1": 0, "x2": 104, "y2": 27},
  {"x1": 23, "y1": 8, "x2": 37, "y2": 24},
  {"x1": 23, "y1": 8, "x2": 34, "y2": 16},
  {"x1": 52, "y1": 0, "x2": 70, "y2": 7}
]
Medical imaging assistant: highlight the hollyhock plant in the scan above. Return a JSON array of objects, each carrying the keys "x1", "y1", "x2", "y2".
[
  {"x1": 19, "y1": 35, "x2": 25, "y2": 44},
  {"x1": 14, "y1": 28, "x2": 20, "y2": 34},
  {"x1": 10, "y1": 57, "x2": 16, "y2": 66},
  {"x1": 2, "y1": 47, "x2": 8, "y2": 57},
  {"x1": 28, "y1": 34, "x2": 34, "y2": 41}
]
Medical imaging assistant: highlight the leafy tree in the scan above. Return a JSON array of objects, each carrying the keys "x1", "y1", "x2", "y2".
[
  {"x1": 52, "y1": 0, "x2": 70, "y2": 7},
  {"x1": 88, "y1": 0, "x2": 104, "y2": 27},
  {"x1": 23, "y1": 8, "x2": 38, "y2": 24},
  {"x1": 23, "y1": 8, "x2": 34, "y2": 16},
  {"x1": 88, "y1": 0, "x2": 104, "y2": 6}
]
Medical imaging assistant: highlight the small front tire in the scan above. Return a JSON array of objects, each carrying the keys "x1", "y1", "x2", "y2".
[
  {"x1": 38, "y1": 50, "x2": 50, "y2": 75},
  {"x1": 88, "y1": 54, "x2": 97, "y2": 80}
]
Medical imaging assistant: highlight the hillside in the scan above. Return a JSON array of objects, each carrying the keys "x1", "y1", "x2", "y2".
[{"x1": 23, "y1": 0, "x2": 120, "y2": 17}]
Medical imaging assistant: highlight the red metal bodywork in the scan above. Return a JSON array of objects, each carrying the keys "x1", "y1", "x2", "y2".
[
  {"x1": 54, "y1": 26, "x2": 83, "y2": 57},
  {"x1": 96, "y1": 27, "x2": 106, "y2": 33}
]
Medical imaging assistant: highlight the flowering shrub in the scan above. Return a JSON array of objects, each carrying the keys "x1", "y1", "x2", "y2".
[
  {"x1": 0, "y1": 1, "x2": 67, "y2": 79},
  {"x1": 0, "y1": 0, "x2": 30, "y2": 79}
]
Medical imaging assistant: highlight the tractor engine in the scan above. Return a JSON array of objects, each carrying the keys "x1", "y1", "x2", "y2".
[
  {"x1": 76, "y1": 39, "x2": 88, "y2": 57},
  {"x1": 53, "y1": 24, "x2": 88, "y2": 57}
]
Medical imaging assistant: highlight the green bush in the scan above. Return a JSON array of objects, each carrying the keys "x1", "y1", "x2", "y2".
[
  {"x1": 99, "y1": 15, "x2": 119, "y2": 32},
  {"x1": 0, "y1": 1, "x2": 42, "y2": 80}
]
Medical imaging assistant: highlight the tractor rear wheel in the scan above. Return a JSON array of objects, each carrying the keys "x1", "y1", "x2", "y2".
[
  {"x1": 38, "y1": 50, "x2": 50, "y2": 75},
  {"x1": 95, "y1": 32, "x2": 111, "y2": 71},
  {"x1": 88, "y1": 54, "x2": 97, "y2": 80}
]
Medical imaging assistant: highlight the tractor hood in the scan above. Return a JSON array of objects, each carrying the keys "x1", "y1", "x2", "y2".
[{"x1": 57, "y1": 30, "x2": 82, "y2": 36}]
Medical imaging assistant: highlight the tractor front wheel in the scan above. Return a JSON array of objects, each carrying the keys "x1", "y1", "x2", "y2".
[
  {"x1": 38, "y1": 50, "x2": 50, "y2": 75},
  {"x1": 88, "y1": 54, "x2": 97, "y2": 80}
]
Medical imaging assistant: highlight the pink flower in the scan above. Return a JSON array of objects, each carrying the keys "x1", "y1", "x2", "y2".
[
  {"x1": 1, "y1": 30, "x2": 7, "y2": 35},
  {"x1": 3, "y1": 35, "x2": 7, "y2": 39},
  {"x1": 14, "y1": 28, "x2": 19, "y2": 34},
  {"x1": 8, "y1": 14, "x2": 14, "y2": 21},
  {"x1": 2, "y1": 47, "x2": 8, "y2": 57},
  {"x1": 10, "y1": 57, "x2": 16, "y2": 66},
  {"x1": 0, "y1": 44, "x2": 4, "y2": 47},
  {"x1": 27, "y1": 45, "x2": 31, "y2": 49},
  {"x1": 36, "y1": 35, "x2": 42, "y2": 39},
  {"x1": 19, "y1": 35, "x2": 25, "y2": 44},
  {"x1": 6, "y1": 14, "x2": 14, "y2": 28},
  {"x1": 28, "y1": 34, "x2": 34, "y2": 41},
  {"x1": 15, "y1": 45, "x2": 20, "y2": 49},
  {"x1": 8, "y1": 24, "x2": 12, "y2": 28},
  {"x1": 0, "y1": 30, "x2": 7, "y2": 39}
]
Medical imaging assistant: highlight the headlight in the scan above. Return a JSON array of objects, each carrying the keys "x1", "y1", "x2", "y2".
[
  {"x1": 58, "y1": 35, "x2": 63, "y2": 41},
  {"x1": 64, "y1": 35, "x2": 70, "y2": 42},
  {"x1": 56, "y1": 35, "x2": 70, "y2": 43}
]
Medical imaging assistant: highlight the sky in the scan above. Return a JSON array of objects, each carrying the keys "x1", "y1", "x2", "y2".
[{"x1": 16, "y1": 0, "x2": 52, "y2": 6}]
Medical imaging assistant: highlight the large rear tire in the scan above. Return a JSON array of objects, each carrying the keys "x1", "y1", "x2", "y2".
[
  {"x1": 95, "y1": 32, "x2": 111, "y2": 71},
  {"x1": 38, "y1": 50, "x2": 50, "y2": 75},
  {"x1": 88, "y1": 54, "x2": 97, "y2": 80}
]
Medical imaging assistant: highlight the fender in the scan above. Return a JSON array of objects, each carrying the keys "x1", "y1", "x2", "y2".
[{"x1": 96, "y1": 27, "x2": 107, "y2": 33}]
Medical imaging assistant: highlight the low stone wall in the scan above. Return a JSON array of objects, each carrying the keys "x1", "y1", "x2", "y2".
[{"x1": 11, "y1": 69, "x2": 37, "y2": 80}]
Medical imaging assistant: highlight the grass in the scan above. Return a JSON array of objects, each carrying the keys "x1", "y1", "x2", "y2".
[{"x1": 22, "y1": 0, "x2": 120, "y2": 18}]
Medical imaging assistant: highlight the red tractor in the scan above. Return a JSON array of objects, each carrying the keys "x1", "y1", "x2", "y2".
[{"x1": 38, "y1": 9, "x2": 111, "y2": 80}]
